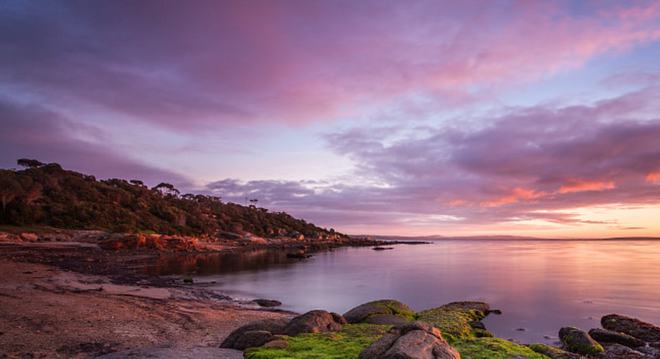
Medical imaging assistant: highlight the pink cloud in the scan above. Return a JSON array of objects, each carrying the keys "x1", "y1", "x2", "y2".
[
  {"x1": 2, "y1": 1, "x2": 660, "y2": 129},
  {"x1": 558, "y1": 180, "x2": 616, "y2": 194},
  {"x1": 482, "y1": 188, "x2": 547, "y2": 208},
  {"x1": 647, "y1": 172, "x2": 660, "y2": 183}
]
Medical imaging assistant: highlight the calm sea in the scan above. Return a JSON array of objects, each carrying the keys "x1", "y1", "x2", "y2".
[{"x1": 145, "y1": 239, "x2": 660, "y2": 344}]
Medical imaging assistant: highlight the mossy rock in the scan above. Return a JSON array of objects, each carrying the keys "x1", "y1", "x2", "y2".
[
  {"x1": 528, "y1": 343, "x2": 579, "y2": 359},
  {"x1": 244, "y1": 323, "x2": 390, "y2": 359},
  {"x1": 416, "y1": 301, "x2": 490, "y2": 341},
  {"x1": 558, "y1": 327, "x2": 604, "y2": 355},
  {"x1": 417, "y1": 302, "x2": 547, "y2": 359},
  {"x1": 343, "y1": 299, "x2": 415, "y2": 324},
  {"x1": 454, "y1": 337, "x2": 549, "y2": 359}
]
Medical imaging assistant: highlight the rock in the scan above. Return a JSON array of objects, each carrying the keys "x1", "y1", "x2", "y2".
[
  {"x1": 559, "y1": 327, "x2": 604, "y2": 355},
  {"x1": 253, "y1": 299, "x2": 282, "y2": 307},
  {"x1": 589, "y1": 328, "x2": 645, "y2": 348},
  {"x1": 330, "y1": 312, "x2": 347, "y2": 325},
  {"x1": 364, "y1": 314, "x2": 411, "y2": 326},
  {"x1": 344, "y1": 299, "x2": 414, "y2": 324},
  {"x1": 359, "y1": 332, "x2": 401, "y2": 359},
  {"x1": 528, "y1": 343, "x2": 581, "y2": 359},
  {"x1": 286, "y1": 250, "x2": 311, "y2": 259},
  {"x1": 232, "y1": 330, "x2": 273, "y2": 350},
  {"x1": 636, "y1": 344, "x2": 660, "y2": 358},
  {"x1": 284, "y1": 310, "x2": 343, "y2": 336},
  {"x1": 20, "y1": 232, "x2": 39, "y2": 242},
  {"x1": 372, "y1": 246, "x2": 394, "y2": 251},
  {"x1": 359, "y1": 321, "x2": 459, "y2": 359},
  {"x1": 601, "y1": 314, "x2": 660, "y2": 342},
  {"x1": 220, "y1": 318, "x2": 289, "y2": 349},
  {"x1": 442, "y1": 301, "x2": 491, "y2": 316},
  {"x1": 596, "y1": 343, "x2": 649, "y2": 359},
  {"x1": 416, "y1": 301, "x2": 491, "y2": 340}
]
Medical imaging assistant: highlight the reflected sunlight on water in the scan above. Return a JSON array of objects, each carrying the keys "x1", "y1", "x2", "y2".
[{"x1": 144, "y1": 240, "x2": 660, "y2": 344}]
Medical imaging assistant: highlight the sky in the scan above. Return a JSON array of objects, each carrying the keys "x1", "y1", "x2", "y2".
[{"x1": 2, "y1": 0, "x2": 660, "y2": 238}]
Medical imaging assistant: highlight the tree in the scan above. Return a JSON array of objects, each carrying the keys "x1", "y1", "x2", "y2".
[
  {"x1": 130, "y1": 179, "x2": 145, "y2": 187},
  {"x1": 153, "y1": 182, "x2": 180, "y2": 196},
  {"x1": 0, "y1": 172, "x2": 23, "y2": 212},
  {"x1": 17, "y1": 158, "x2": 44, "y2": 168}
]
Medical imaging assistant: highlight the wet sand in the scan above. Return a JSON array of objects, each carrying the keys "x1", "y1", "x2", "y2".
[{"x1": 0, "y1": 245, "x2": 292, "y2": 358}]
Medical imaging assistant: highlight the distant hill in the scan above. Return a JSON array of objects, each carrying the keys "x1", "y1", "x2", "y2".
[{"x1": 0, "y1": 159, "x2": 344, "y2": 239}]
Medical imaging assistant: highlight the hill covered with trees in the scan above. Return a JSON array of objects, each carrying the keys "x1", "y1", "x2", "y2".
[{"x1": 0, "y1": 159, "x2": 343, "y2": 239}]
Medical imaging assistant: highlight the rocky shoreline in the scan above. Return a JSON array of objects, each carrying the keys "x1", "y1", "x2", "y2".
[{"x1": 223, "y1": 299, "x2": 660, "y2": 359}]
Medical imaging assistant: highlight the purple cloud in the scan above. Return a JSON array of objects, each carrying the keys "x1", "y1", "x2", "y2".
[
  {"x1": 0, "y1": 97, "x2": 191, "y2": 187},
  {"x1": 204, "y1": 85, "x2": 660, "y2": 232}
]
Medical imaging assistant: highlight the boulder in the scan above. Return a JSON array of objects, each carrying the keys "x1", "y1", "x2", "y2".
[
  {"x1": 596, "y1": 343, "x2": 649, "y2": 359},
  {"x1": 442, "y1": 302, "x2": 491, "y2": 317},
  {"x1": 220, "y1": 318, "x2": 289, "y2": 349},
  {"x1": 636, "y1": 345, "x2": 660, "y2": 358},
  {"x1": 359, "y1": 321, "x2": 459, "y2": 359},
  {"x1": 589, "y1": 328, "x2": 645, "y2": 348},
  {"x1": 601, "y1": 314, "x2": 660, "y2": 342},
  {"x1": 232, "y1": 330, "x2": 272, "y2": 350},
  {"x1": 20, "y1": 232, "x2": 39, "y2": 242},
  {"x1": 330, "y1": 312, "x2": 348, "y2": 325},
  {"x1": 344, "y1": 299, "x2": 414, "y2": 324},
  {"x1": 283, "y1": 310, "x2": 344, "y2": 336},
  {"x1": 528, "y1": 343, "x2": 580, "y2": 359},
  {"x1": 364, "y1": 314, "x2": 411, "y2": 326},
  {"x1": 253, "y1": 299, "x2": 282, "y2": 308},
  {"x1": 559, "y1": 327, "x2": 604, "y2": 355}
]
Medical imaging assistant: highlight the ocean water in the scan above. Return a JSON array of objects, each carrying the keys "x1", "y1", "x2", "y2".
[{"x1": 145, "y1": 239, "x2": 660, "y2": 344}]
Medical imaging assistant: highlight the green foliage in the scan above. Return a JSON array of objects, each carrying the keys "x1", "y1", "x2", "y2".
[
  {"x1": 245, "y1": 324, "x2": 390, "y2": 359},
  {"x1": 0, "y1": 161, "x2": 345, "y2": 238}
]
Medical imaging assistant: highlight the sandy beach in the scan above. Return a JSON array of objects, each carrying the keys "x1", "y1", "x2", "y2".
[{"x1": 0, "y1": 240, "x2": 293, "y2": 359}]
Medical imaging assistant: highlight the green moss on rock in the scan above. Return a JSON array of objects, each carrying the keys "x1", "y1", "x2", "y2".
[
  {"x1": 244, "y1": 324, "x2": 390, "y2": 359},
  {"x1": 248, "y1": 301, "x2": 551, "y2": 359},
  {"x1": 417, "y1": 302, "x2": 548, "y2": 359},
  {"x1": 454, "y1": 338, "x2": 549, "y2": 359},
  {"x1": 343, "y1": 299, "x2": 415, "y2": 324},
  {"x1": 528, "y1": 343, "x2": 579, "y2": 359},
  {"x1": 416, "y1": 301, "x2": 489, "y2": 341},
  {"x1": 558, "y1": 327, "x2": 604, "y2": 355}
]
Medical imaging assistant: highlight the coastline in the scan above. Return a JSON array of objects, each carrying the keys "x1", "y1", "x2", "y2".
[
  {"x1": 0, "y1": 227, "x2": 414, "y2": 358},
  {"x1": 3, "y1": 229, "x2": 660, "y2": 358}
]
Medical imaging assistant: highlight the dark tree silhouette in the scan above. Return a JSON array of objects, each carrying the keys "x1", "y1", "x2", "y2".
[{"x1": 17, "y1": 159, "x2": 44, "y2": 168}]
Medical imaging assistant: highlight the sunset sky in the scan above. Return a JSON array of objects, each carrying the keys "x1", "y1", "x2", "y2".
[{"x1": 2, "y1": 0, "x2": 660, "y2": 237}]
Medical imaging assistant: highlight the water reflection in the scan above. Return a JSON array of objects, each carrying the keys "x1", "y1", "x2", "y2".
[
  {"x1": 142, "y1": 240, "x2": 660, "y2": 344},
  {"x1": 143, "y1": 249, "x2": 300, "y2": 275}
]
